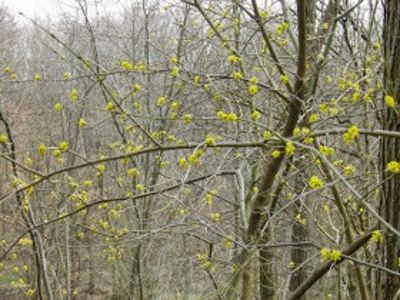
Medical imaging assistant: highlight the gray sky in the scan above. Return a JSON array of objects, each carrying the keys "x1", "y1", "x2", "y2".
[{"x1": 4, "y1": 0, "x2": 58, "y2": 17}]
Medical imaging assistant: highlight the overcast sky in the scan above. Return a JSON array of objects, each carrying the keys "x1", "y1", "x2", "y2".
[{"x1": 4, "y1": 0, "x2": 58, "y2": 17}]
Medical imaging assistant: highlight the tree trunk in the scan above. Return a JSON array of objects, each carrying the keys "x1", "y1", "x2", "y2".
[{"x1": 379, "y1": 1, "x2": 400, "y2": 299}]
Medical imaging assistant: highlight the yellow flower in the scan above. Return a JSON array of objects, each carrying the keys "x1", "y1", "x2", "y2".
[
  {"x1": 78, "y1": 118, "x2": 86, "y2": 128},
  {"x1": 171, "y1": 66, "x2": 179, "y2": 77},
  {"x1": 18, "y1": 238, "x2": 33, "y2": 246},
  {"x1": 320, "y1": 248, "x2": 341, "y2": 262},
  {"x1": 126, "y1": 168, "x2": 139, "y2": 178},
  {"x1": 285, "y1": 141, "x2": 296, "y2": 156},
  {"x1": 34, "y1": 73, "x2": 42, "y2": 81},
  {"x1": 178, "y1": 157, "x2": 189, "y2": 169},
  {"x1": 223, "y1": 235, "x2": 234, "y2": 249},
  {"x1": 135, "y1": 184, "x2": 145, "y2": 192},
  {"x1": 54, "y1": 102, "x2": 63, "y2": 112},
  {"x1": 38, "y1": 143, "x2": 47, "y2": 155},
  {"x1": 319, "y1": 145, "x2": 335, "y2": 157},
  {"x1": 63, "y1": 72, "x2": 71, "y2": 80},
  {"x1": 121, "y1": 60, "x2": 134, "y2": 71},
  {"x1": 183, "y1": 114, "x2": 193, "y2": 124},
  {"x1": 25, "y1": 288, "x2": 36, "y2": 298},
  {"x1": 330, "y1": 249, "x2": 341, "y2": 262},
  {"x1": 0, "y1": 134, "x2": 8, "y2": 144},
  {"x1": 232, "y1": 71, "x2": 243, "y2": 80},
  {"x1": 387, "y1": 161, "x2": 400, "y2": 173},
  {"x1": 59, "y1": 141, "x2": 69, "y2": 152},
  {"x1": 105, "y1": 102, "x2": 115, "y2": 112},
  {"x1": 384, "y1": 95, "x2": 396, "y2": 108},
  {"x1": 276, "y1": 22, "x2": 289, "y2": 35},
  {"x1": 309, "y1": 113, "x2": 319, "y2": 123},
  {"x1": 205, "y1": 134, "x2": 216, "y2": 146},
  {"x1": 132, "y1": 83, "x2": 142, "y2": 92},
  {"x1": 309, "y1": 175, "x2": 324, "y2": 190},
  {"x1": 279, "y1": 74, "x2": 289, "y2": 84},
  {"x1": 248, "y1": 84, "x2": 258, "y2": 96},
  {"x1": 371, "y1": 230, "x2": 383, "y2": 243},
  {"x1": 343, "y1": 164, "x2": 355, "y2": 176},
  {"x1": 227, "y1": 55, "x2": 239, "y2": 64},
  {"x1": 271, "y1": 150, "x2": 281, "y2": 159},
  {"x1": 157, "y1": 96, "x2": 166, "y2": 107},
  {"x1": 320, "y1": 248, "x2": 331, "y2": 261},
  {"x1": 249, "y1": 76, "x2": 258, "y2": 84},
  {"x1": 3, "y1": 66, "x2": 11, "y2": 73},
  {"x1": 170, "y1": 101, "x2": 180, "y2": 110},
  {"x1": 303, "y1": 137, "x2": 314, "y2": 144},
  {"x1": 211, "y1": 212, "x2": 221, "y2": 222},
  {"x1": 69, "y1": 88, "x2": 79, "y2": 101},
  {"x1": 343, "y1": 125, "x2": 360, "y2": 144},
  {"x1": 262, "y1": 130, "x2": 272, "y2": 141},
  {"x1": 251, "y1": 110, "x2": 261, "y2": 121}
]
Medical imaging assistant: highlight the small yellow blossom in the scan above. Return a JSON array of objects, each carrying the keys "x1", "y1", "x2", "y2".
[
  {"x1": 59, "y1": 141, "x2": 69, "y2": 152},
  {"x1": 319, "y1": 145, "x2": 335, "y2": 157},
  {"x1": 271, "y1": 149, "x2": 281, "y2": 159},
  {"x1": 371, "y1": 230, "x2": 383, "y2": 243},
  {"x1": 248, "y1": 84, "x2": 258, "y2": 96},
  {"x1": 126, "y1": 168, "x2": 139, "y2": 178},
  {"x1": 309, "y1": 113, "x2": 319, "y2": 123},
  {"x1": 227, "y1": 55, "x2": 239, "y2": 64},
  {"x1": 121, "y1": 60, "x2": 134, "y2": 71},
  {"x1": 54, "y1": 102, "x2": 63, "y2": 112},
  {"x1": 183, "y1": 114, "x2": 193, "y2": 124},
  {"x1": 205, "y1": 134, "x2": 216, "y2": 146},
  {"x1": 38, "y1": 143, "x2": 47, "y2": 155},
  {"x1": 262, "y1": 130, "x2": 272, "y2": 141},
  {"x1": 170, "y1": 101, "x2": 180, "y2": 110},
  {"x1": 343, "y1": 164, "x2": 356, "y2": 176},
  {"x1": 285, "y1": 141, "x2": 296, "y2": 156},
  {"x1": 132, "y1": 83, "x2": 142, "y2": 92},
  {"x1": 387, "y1": 161, "x2": 400, "y2": 174},
  {"x1": 34, "y1": 73, "x2": 42, "y2": 81},
  {"x1": 171, "y1": 66, "x2": 180, "y2": 77},
  {"x1": 343, "y1": 125, "x2": 360, "y2": 144},
  {"x1": 211, "y1": 212, "x2": 221, "y2": 222},
  {"x1": 251, "y1": 110, "x2": 261, "y2": 121},
  {"x1": 18, "y1": 238, "x2": 33, "y2": 246},
  {"x1": 178, "y1": 157, "x2": 189, "y2": 169},
  {"x1": 309, "y1": 175, "x2": 324, "y2": 190},
  {"x1": 157, "y1": 96, "x2": 166, "y2": 107},
  {"x1": 69, "y1": 88, "x2": 79, "y2": 101},
  {"x1": 0, "y1": 134, "x2": 8, "y2": 144},
  {"x1": 280, "y1": 75, "x2": 289, "y2": 84},
  {"x1": 232, "y1": 71, "x2": 243, "y2": 81},
  {"x1": 78, "y1": 118, "x2": 86, "y2": 128},
  {"x1": 105, "y1": 102, "x2": 115, "y2": 112},
  {"x1": 384, "y1": 95, "x2": 396, "y2": 108}
]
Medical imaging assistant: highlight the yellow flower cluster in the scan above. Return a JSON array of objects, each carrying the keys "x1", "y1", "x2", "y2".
[
  {"x1": 285, "y1": 141, "x2": 296, "y2": 156},
  {"x1": 343, "y1": 125, "x2": 360, "y2": 144},
  {"x1": 370, "y1": 230, "x2": 383, "y2": 243},
  {"x1": 227, "y1": 54, "x2": 239, "y2": 64},
  {"x1": 309, "y1": 175, "x2": 324, "y2": 190},
  {"x1": 216, "y1": 111, "x2": 238, "y2": 122},
  {"x1": 384, "y1": 95, "x2": 397, "y2": 108},
  {"x1": 319, "y1": 145, "x2": 335, "y2": 157},
  {"x1": 196, "y1": 252, "x2": 215, "y2": 271},
  {"x1": 387, "y1": 161, "x2": 400, "y2": 173},
  {"x1": 320, "y1": 247, "x2": 341, "y2": 262}
]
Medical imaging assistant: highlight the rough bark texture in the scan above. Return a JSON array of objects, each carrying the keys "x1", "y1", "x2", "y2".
[{"x1": 379, "y1": 1, "x2": 400, "y2": 299}]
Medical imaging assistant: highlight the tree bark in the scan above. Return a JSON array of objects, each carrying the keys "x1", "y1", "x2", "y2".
[{"x1": 379, "y1": 1, "x2": 400, "y2": 299}]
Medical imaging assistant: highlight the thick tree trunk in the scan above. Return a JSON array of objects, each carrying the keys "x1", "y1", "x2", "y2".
[{"x1": 379, "y1": 1, "x2": 400, "y2": 299}]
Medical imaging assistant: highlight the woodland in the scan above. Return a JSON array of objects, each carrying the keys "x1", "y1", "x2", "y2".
[{"x1": 0, "y1": 0, "x2": 400, "y2": 299}]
